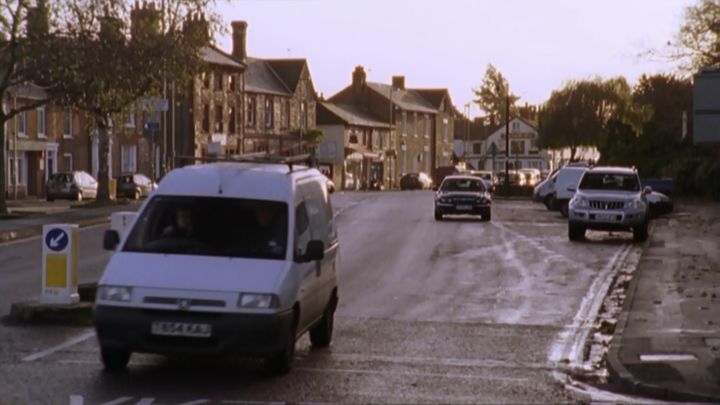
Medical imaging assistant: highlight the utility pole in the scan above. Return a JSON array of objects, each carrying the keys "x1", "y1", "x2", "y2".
[
  {"x1": 464, "y1": 103, "x2": 470, "y2": 167},
  {"x1": 161, "y1": 0, "x2": 167, "y2": 176},
  {"x1": 504, "y1": 93, "x2": 510, "y2": 197}
]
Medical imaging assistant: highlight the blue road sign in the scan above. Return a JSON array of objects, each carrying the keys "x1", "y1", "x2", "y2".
[{"x1": 45, "y1": 228, "x2": 69, "y2": 252}]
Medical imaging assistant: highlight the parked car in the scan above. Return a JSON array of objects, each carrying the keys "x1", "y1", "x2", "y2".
[
  {"x1": 496, "y1": 170, "x2": 526, "y2": 187},
  {"x1": 533, "y1": 169, "x2": 559, "y2": 210},
  {"x1": 326, "y1": 179, "x2": 336, "y2": 194},
  {"x1": 646, "y1": 190, "x2": 673, "y2": 218},
  {"x1": 96, "y1": 161, "x2": 339, "y2": 374},
  {"x1": 46, "y1": 171, "x2": 98, "y2": 202},
  {"x1": 467, "y1": 170, "x2": 497, "y2": 193},
  {"x1": 568, "y1": 166, "x2": 650, "y2": 242},
  {"x1": 400, "y1": 172, "x2": 433, "y2": 190},
  {"x1": 552, "y1": 165, "x2": 588, "y2": 217},
  {"x1": 115, "y1": 173, "x2": 157, "y2": 200},
  {"x1": 434, "y1": 175, "x2": 492, "y2": 221},
  {"x1": 518, "y1": 168, "x2": 541, "y2": 187}
]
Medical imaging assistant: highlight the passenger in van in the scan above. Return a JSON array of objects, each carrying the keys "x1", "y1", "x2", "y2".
[
  {"x1": 162, "y1": 206, "x2": 198, "y2": 239},
  {"x1": 251, "y1": 205, "x2": 284, "y2": 255}
]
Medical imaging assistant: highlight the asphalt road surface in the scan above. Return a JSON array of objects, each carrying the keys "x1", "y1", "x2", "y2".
[{"x1": 0, "y1": 191, "x2": 643, "y2": 404}]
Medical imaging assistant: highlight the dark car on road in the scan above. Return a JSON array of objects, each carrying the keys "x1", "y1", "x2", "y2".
[
  {"x1": 434, "y1": 175, "x2": 492, "y2": 221},
  {"x1": 115, "y1": 173, "x2": 157, "y2": 200},
  {"x1": 400, "y1": 172, "x2": 433, "y2": 190},
  {"x1": 46, "y1": 171, "x2": 98, "y2": 202}
]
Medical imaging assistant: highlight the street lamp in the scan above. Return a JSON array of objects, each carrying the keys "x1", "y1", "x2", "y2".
[{"x1": 464, "y1": 103, "x2": 470, "y2": 165}]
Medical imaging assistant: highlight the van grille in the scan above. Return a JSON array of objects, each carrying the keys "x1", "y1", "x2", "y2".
[
  {"x1": 144, "y1": 297, "x2": 226, "y2": 308},
  {"x1": 589, "y1": 200, "x2": 624, "y2": 210}
]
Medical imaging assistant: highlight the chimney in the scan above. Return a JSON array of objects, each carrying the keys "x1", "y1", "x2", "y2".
[
  {"x1": 26, "y1": 0, "x2": 49, "y2": 38},
  {"x1": 392, "y1": 76, "x2": 405, "y2": 90},
  {"x1": 352, "y1": 66, "x2": 366, "y2": 87},
  {"x1": 183, "y1": 13, "x2": 210, "y2": 46},
  {"x1": 130, "y1": 1, "x2": 161, "y2": 43},
  {"x1": 231, "y1": 20, "x2": 248, "y2": 61}
]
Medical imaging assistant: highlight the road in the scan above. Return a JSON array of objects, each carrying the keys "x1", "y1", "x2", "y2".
[{"x1": 0, "y1": 191, "x2": 643, "y2": 404}]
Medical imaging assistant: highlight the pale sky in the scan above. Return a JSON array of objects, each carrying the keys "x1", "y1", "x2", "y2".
[{"x1": 216, "y1": 0, "x2": 694, "y2": 117}]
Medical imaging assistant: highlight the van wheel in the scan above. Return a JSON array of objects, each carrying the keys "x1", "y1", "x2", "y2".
[
  {"x1": 560, "y1": 201, "x2": 569, "y2": 218},
  {"x1": 134, "y1": 189, "x2": 141, "y2": 200},
  {"x1": 266, "y1": 316, "x2": 297, "y2": 375},
  {"x1": 101, "y1": 347, "x2": 131, "y2": 372},
  {"x1": 434, "y1": 211, "x2": 443, "y2": 221},
  {"x1": 633, "y1": 221, "x2": 649, "y2": 242},
  {"x1": 568, "y1": 223, "x2": 585, "y2": 241},
  {"x1": 543, "y1": 195, "x2": 555, "y2": 211},
  {"x1": 481, "y1": 210, "x2": 491, "y2": 222},
  {"x1": 310, "y1": 297, "x2": 336, "y2": 348}
]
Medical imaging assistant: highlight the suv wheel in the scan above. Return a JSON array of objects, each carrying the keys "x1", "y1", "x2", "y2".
[
  {"x1": 481, "y1": 209, "x2": 491, "y2": 222},
  {"x1": 568, "y1": 223, "x2": 585, "y2": 241},
  {"x1": 633, "y1": 221, "x2": 649, "y2": 242},
  {"x1": 101, "y1": 347, "x2": 131, "y2": 372}
]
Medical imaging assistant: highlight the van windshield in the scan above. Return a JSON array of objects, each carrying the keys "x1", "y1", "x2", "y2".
[
  {"x1": 579, "y1": 172, "x2": 640, "y2": 191},
  {"x1": 123, "y1": 196, "x2": 289, "y2": 260}
]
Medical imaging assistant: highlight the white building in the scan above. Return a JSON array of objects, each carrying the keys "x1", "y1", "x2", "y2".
[{"x1": 467, "y1": 117, "x2": 549, "y2": 172}]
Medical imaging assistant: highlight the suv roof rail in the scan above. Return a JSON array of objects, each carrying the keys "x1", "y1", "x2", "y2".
[{"x1": 175, "y1": 153, "x2": 313, "y2": 172}]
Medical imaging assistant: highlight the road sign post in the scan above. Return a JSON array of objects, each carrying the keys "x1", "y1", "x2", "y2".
[{"x1": 41, "y1": 224, "x2": 80, "y2": 305}]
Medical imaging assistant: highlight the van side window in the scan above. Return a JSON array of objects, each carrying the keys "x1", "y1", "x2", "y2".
[
  {"x1": 295, "y1": 202, "x2": 311, "y2": 255},
  {"x1": 298, "y1": 180, "x2": 334, "y2": 244}
]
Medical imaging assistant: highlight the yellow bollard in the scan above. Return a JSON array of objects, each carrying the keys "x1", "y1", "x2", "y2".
[{"x1": 41, "y1": 224, "x2": 79, "y2": 305}]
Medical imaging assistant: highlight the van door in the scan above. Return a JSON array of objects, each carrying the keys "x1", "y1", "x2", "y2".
[
  {"x1": 299, "y1": 179, "x2": 338, "y2": 313},
  {"x1": 293, "y1": 200, "x2": 321, "y2": 331}
]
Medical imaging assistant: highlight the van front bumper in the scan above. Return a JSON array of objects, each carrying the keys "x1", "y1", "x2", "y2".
[{"x1": 94, "y1": 305, "x2": 294, "y2": 356}]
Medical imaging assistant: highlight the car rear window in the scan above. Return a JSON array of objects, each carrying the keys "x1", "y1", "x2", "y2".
[
  {"x1": 579, "y1": 172, "x2": 640, "y2": 191},
  {"x1": 49, "y1": 174, "x2": 73, "y2": 183},
  {"x1": 123, "y1": 196, "x2": 289, "y2": 260},
  {"x1": 441, "y1": 178, "x2": 486, "y2": 192}
]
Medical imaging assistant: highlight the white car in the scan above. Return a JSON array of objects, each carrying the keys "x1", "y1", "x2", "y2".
[{"x1": 96, "y1": 160, "x2": 339, "y2": 374}]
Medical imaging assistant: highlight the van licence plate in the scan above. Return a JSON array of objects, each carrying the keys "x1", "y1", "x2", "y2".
[
  {"x1": 151, "y1": 321, "x2": 212, "y2": 338},
  {"x1": 456, "y1": 205, "x2": 472, "y2": 211}
]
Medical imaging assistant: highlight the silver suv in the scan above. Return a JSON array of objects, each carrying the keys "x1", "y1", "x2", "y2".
[{"x1": 567, "y1": 166, "x2": 651, "y2": 242}]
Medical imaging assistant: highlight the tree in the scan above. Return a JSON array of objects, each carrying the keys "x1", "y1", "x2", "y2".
[
  {"x1": 302, "y1": 128, "x2": 324, "y2": 166},
  {"x1": 0, "y1": 0, "x2": 68, "y2": 214},
  {"x1": 54, "y1": 0, "x2": 219, "y2": 202},
  {"x1": 667, "y1": 0, "x2": 720, "y2": 72},
  {"x1": 472, "y1": 64, "x2": 519, "y2": 126},
  {"x1": 537, "y1": 77, "x2": 642, "y2": 161}
]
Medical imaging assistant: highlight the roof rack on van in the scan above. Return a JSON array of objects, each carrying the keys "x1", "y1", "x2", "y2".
[{"x1": 175, "y1": 153, "x2": 313, "y2": 173}]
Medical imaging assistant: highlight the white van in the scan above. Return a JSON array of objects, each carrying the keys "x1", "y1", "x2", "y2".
[
  {"x1": 552, "y1": 165, "x2": 588, "y2": 217},
  {"x1": 95, "y1": 161, "x2": 339, "y2": 374}
]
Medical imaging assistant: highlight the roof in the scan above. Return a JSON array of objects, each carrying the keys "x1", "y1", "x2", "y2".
[
  {"x1": 366, "y1": 82, "x2": 437, "y2": 113},
  {"x1": 200, "y1": 46, "x2": 245, "y2": 70},
  {"x1": 414, "y1": 89, "x2": 450, "y2": 109},
  {"x1": 264, "y1": 59, "x2": 306, "y2": 92},
  {"x1": 245, "y1": 58, "x2": 292, "y2": 96},
  {"x1": 158, "y1": 162, "x2": 322, "y2": 202},
  {"x1": 319, "y1": 102, "x2": 390, "y2": 129},
  {"x1": 7, "y1": 83, "x2": 50, "y2": 100}
]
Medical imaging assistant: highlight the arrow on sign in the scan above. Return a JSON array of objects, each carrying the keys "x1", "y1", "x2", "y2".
[{"x1": 49, "y1": 232, "x2": 66, "y2": 249}]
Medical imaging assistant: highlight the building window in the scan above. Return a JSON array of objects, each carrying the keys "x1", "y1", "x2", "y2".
[
  {"x1": 246, "y1": 96, "x2": 256, "y2": 128},
  {"x1": 125, "y1": 106, "x2": 135, "y2": 128},
  {"x1": 511, "y1": 140, "x2": 525, "y2": 155},
  {"x1": 202, "y1": 104, "x2": 209, "y2": 132},
  {"x1": 121, "y1": 144, "x2": 137, "y2": 173},
  {"x1": 300, "y1": 101, "x2": 307, "y2": 129},
  {"x1": 472, "y1": 143, "x2": 482, "y2": 155},
  {"x1": 214, "y1": 73, "x2": 223, "y2": 91},
  {"x1": 229, "y1": 106, "x2": 236, "y2": 134},
  {"x1": 63, "y1": 109, "x2": 72, "y2": 138},
  {"x1": 512, "y1": 121, "x2": 520, "y2": 131},
  {"x1": 282, "y1": 99, "x2": 290, "y2": 129},
  {"x1": 401, "y1": 112, "x2": 407, "y2": 136},
  {"x1": 63, "y1": 153, "x2": 73, "y2": 172},
  {"x1": 37, "y1": 108, "x2": 46, "y2": 137},
  {"x1": 413, "y1": 113, "x2": 418, "y2": 137},
  {"x1": 265, "y1": 97, "x2": 274, "y2": 129},
  {"x1": 228, "y1": 75, "x2": 236, "y2": 92},
  {"x1": 201, "y1": 72, "x2": 210, "y2": 89},
  {"x1": 214, "y1": 104, "x2": 223, "y2": 133},
  {"x1": 17, "y1": 111, "x2": 27, "y2": 136},
  {"x1": 424, "y1": 114, "x2": 430, "y2": 138},
  {"x1": 442, "y1": 118, "x2": 448, "y2": 142}
]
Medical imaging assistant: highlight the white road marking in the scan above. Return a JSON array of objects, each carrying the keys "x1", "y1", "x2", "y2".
[
  {"x1": 177, "y1": 400, "x2": 209, "y2": 405},
  {"x1": 640, "y1": 353, "x2": 697, "y2": 362},
  {"x1": 320, "y1": 352, "x2": 551, "y2": 370},
  {"x1": 69, "y1": 395, "x2": 84, "y2": 405},
  {"x1": 220, "y1": 401, "x2": 285, "y2": 405},
  {"x1": 295, "y1": 366, "x2": 530, "y2": 382},
  {"x1": 135, "y1": 398, "x2": 155, "y2": 405},
  {"x1": 23, "y1": 330, "x2": 95, "y2": 362},
  {"x1": 99, "y1": 397, "x2": 134, "y2": 405}
]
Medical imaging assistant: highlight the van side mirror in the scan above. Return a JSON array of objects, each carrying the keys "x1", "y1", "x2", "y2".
[
  {"x1": 567, "y1": 186, "x2": 577, "y2": 192},
  {"x1": 103, "y1": 230, "x2": 120, "y2": 250},
  {"x1": 643, "y1": 186, "x2": 653, "y2": 195},
  {"x1": 297, "y1": 240, "x2": 325, "y2": 263}
]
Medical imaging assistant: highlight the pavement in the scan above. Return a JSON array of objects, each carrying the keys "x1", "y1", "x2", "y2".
[
  {"x1": 0, "y1": 199, "x2": 141, "y2": 243},
  {"x1": 608, "y1": 200, "x2": 720, "y2": 401}
]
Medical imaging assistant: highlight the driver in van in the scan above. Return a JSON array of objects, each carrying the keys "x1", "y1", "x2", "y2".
[
  {"x1": 253, "y1": 205, "x2": 283, "y2": 254},
  {"x1": 162, "y1": 206, "x2": 198, "y2": 239}
]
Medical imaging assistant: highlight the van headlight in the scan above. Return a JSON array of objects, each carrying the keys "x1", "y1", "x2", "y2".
[
  {"x1": 570, "y1": 196, "x2": 588, "y2": 208},
  {"x1": 98, "y1": 286, "x2": 133, "y2": 303},
  {"x1": 238, "y1": 293, "x2": 277, "y2": 309}
]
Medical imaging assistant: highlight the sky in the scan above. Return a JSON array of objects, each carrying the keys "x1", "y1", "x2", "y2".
[{"x1": 216, "y1": 0, "x2": 695, "y2": 117}]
